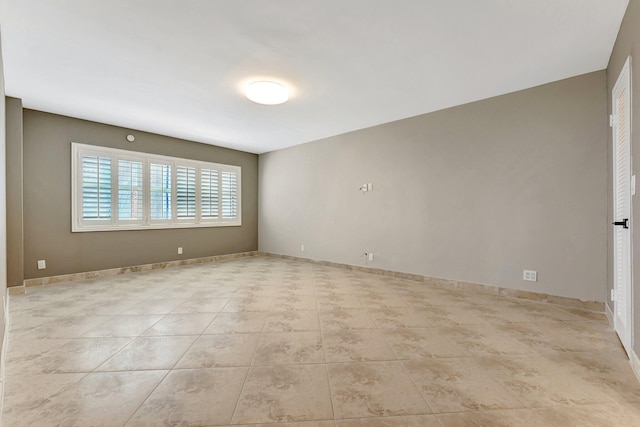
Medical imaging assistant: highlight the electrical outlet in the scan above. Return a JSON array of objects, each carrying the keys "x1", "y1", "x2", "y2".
[
  {"x1": 523, "y1": 270, "x2": 537, "y2": 282},
  {"x1": 367, "y1": 183, "x2": 373, "y2": 191},
  {"x1": 368, "y1": 252, "x2": 374, "y2": 261},
  {"x1": 37, "y1": 260, "x2": 46, "y2": 270},
  {"x1": 178, "y1": 247, "x2": 183, "y2": 255},
  {"x1": 301, "y1": 244, "x2": 305, "y2": 251}
]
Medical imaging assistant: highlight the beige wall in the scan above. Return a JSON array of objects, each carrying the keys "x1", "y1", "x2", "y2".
[
  {"x1": 20, "y1": 110, "x2": 258, "y2": 279},
  {"x1": 6, "y1": 97, "x2": 23, "y2": 287},
  {"x1": 607, "y1": 0, "x2": 640, "y2": 355},
  {"x1": 260, "y1": 71, "x2": 608, "y2": 303}
]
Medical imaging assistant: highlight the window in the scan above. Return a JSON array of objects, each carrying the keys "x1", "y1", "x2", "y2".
[
  {"x1": 72, "y1": 143, "x2": 241, "y2": 232},
  {"x1": 201, "y1": 168, "x2": 219, "y2": 219},
  {"x1": 176, "y1": 166, "x2": 196, "y2": 220}
]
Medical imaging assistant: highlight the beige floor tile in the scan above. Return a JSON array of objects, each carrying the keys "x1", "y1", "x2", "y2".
[
  {"x1": 82, "y1": 314, "x2": 163, "y2": 337},
  {"x1": 11, "y1": 299, "x2": 96, "y2": 317},
  {"x1": 253, "y1": 331, "x2": 324, "y2": 365},
  {"x1": 154, "y1": 287, "x2": 200, "y2": 299},
  {"x1": 1, "y1": 373, "x2": 85, "y2": 424},
  {"x1": 234, "y1": 422, "x2": 335, "y2": 427},
  {"x1": 75, "y1": 299, "x2": 140, "y2": 316},
  {"x1": 492, "y1": 321, "x2": 620, "y2": 353},
  {"x1": 438, "y1": 324, "x2": 533, "y2": 356},
  {"x1": 335, "y1": 415, "x2": 441, "y2": 427},
  {"x1": 560, "y1": 320, "x2": 621, "y2": 344},
  {"x1": 358, "y1": 293, "x2": 408, "y2": 308},
  {"x1": 316, "y1": 286, "x2": 357, "y2": 297},
  {"x1": 171, "y1": 297, "x2": 232, "y2": 313},
  {"x1": 6, "y1": 313, "x2": 52, "y2": 335},
  {"x1": 263, "y1": 310, "x2": 320, "y2": 332},
  {"x1": 17, "y1": 315, "x2": 111, "y2": 339},
  {"x1": 5, "y1": 337, "x2": 132, "y2": 374},
  {"x1": 511, "y1": 300, "x2": 587, "y2": 322},
  {"x1": 119, "y1": 298, "x2": 187, "y2": 315},
  {"x1": 127, "y1": 367, "x2": 247, "y2": 426},
  {"x1": 367, "y1": 307, "x2": 433, "y2": 328},
  {"x1": 534, "y1": 401, "x2": 640, "y2": 426},
  {"x1": 323, "y1": 329, "x2": 396, "y2": 362},
  {"x1": 327, "y1": 361, "x2": 431, "y2": 418},
  {"x1": 3, "y1": 257, "x2": 638, "y2": 426},
  {"x1": 382, "y1": 328, "x2": 466, "y2": 359},
  {"x1": 270, "y1": 294, "x2": 318, "y2": 311},
  {"x1": 542, "y1": 349, "x2": 640, "y2": 403},
  {"x1": 175, "y1": 334, "x2": 260, "y2": 368},
  {"x1": 413, "y1": 305, "x2": 487, "y2": 326},
  {"x1": 96, "y1": 335, "x2": 197, "y2": 371},
  {"x1": 317, "y1": 294, "x2": 363, "y2": 310},
  {"x1": 561, "y1": 306, "x2": 609, "y2": 321},
  {"x1": 232, "y1": 364, "x2": 333, "y2": 424},
  {"x1": 437, "y1": 409, "x2": 548, "y2": 427},
  {"x1": 479, "y1": 354, "x2": 617, "y2": 407},
  {"x1": 461, "y1": 300, "x2": 582, "y2": 323},
  {"x1": 204, "y1": 311, "x2": 268, "y2": 334},
  {"x1": 143, "y1": 313, "x2": 216, "y2": 335},
  {"x1": 190, "y1": 287, "x2": 237, "y2": 299},
  {"x1": 410, "y1": 291, "x2": 472, "y2": 307},
  {"x1": 223, "y1": 295, "x2": 273, "y2": 312},
  {"x1": 319, "y1": 309, "x2": 377, "y2": 330},
  {"x1": 4, "y1": 371, "x2": 166, "y2": 427},
  {"x1": 403, "y1": 358, "x2": 524, "y2": 412},
  {"x1": 4, "y1": 337, "x2": 70, "y2": 367}
]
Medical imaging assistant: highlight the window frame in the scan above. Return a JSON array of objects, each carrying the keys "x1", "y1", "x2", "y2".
[{"x1": 71, "y1": 142, "x2": 242, "y2": 232}]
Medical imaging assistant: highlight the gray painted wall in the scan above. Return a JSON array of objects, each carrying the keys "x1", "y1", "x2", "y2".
[
  {"x1": 6, "y1": 97, "x2": 23, "y2": 287},
  {"x1": 260, "y1": 71, "x2": 608, "y2": 303},
  {"x1": 607, "y1": 0, "x2": 640, "y2": 356},
  {"x1": 20, "y1": 110, "x2": 258, "y2": 279}
]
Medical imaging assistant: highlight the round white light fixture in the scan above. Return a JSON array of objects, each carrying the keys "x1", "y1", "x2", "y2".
[
  {"x1": 126, "y1": 134, "x2": 135, "y2": 142},
  {"x1": 245, "y1": 81, "x2": 289, "y2": 105}
]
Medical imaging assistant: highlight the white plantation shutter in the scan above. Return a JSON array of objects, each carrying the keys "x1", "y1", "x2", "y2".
[
  {"x1": 72, "y1": 143, "x2": 241, "y2": 231},
  {"x1": 221, "y1": 171, "x2": 238, "y2": 219},
  {"x1": 150, "y1": 163, "x2": 172, "y2": 220},
  {"x1": 81, "y1": 154, "x2": 112, "y2": 221},
  {"x1": 117, "y1": 158, "x2": 144, "y2": 221},
  {"x1": 176, "y1": 165, "x2": 197, "y2": 220},
  {"x1": 201, "y1": 168, "x2": 219, "y2": 219},
  {"x1": 614, "y1": 90, "x2": 630, "y2": 321}
]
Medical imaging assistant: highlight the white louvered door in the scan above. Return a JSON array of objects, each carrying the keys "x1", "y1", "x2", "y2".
[{"x1": 612, "y1": 56, "x2": 633, "y2": 356}]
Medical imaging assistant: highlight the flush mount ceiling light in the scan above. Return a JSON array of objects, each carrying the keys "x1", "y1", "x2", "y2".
[{"x1": 245, "y1": 81, "x2": 289, "y2": 105}]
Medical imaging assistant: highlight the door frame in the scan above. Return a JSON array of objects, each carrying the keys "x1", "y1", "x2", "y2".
[{"x1": 612, "y1": 55, "x2": 634, "y2": 357}]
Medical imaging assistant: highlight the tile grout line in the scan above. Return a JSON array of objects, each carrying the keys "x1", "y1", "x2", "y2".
[
  {"x1": 318, "y1": 307, "x2": 337, "y2": 423},
  {"x1": 121, "y1": 368, "x2": 173, "y2": 426}
]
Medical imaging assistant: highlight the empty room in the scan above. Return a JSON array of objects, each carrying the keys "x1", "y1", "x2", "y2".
[{"x1": 1, "y1": 0, "x2": 640, "y2": 426}]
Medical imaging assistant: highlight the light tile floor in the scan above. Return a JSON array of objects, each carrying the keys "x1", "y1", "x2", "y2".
[{"x1": 3, "y1": 256, "x2": 640, "y2": 426}]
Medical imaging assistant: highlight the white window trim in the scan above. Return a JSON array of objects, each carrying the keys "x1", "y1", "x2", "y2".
[{"x1": 71, "y1": 142, "x2": 242, "y2": 232}]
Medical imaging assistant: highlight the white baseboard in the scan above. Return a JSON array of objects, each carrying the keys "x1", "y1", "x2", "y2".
[
  {"x1": 605, "y1": 302, "x2": 614, "y2": 328},
  {"x1": 631, "y1": 349, "x2": 640, "y2": 384}
]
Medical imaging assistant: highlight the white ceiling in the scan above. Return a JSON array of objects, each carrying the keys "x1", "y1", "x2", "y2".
[{"x1": 0, "y1": 0, "x2": 629, "y2": 154}]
